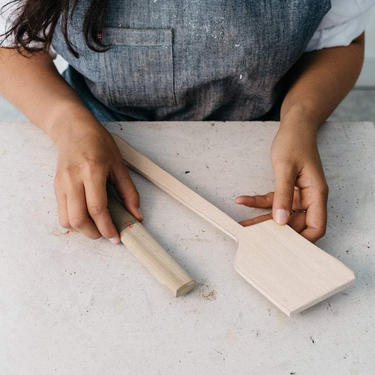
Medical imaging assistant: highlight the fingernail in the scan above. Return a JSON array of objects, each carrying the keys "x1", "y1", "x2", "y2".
[
  {"x1": 109, "y1": 236, "x2": 120, "y2": 245},
  {"x1": 275, "y1": 209, "x2": 290, "y2": 225},
  {"x1": 137, "y1": 208, "x2": 143, "y2": 220}
]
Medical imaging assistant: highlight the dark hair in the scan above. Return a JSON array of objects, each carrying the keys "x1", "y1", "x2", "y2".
[{"x1": 0, "y1": 0, "x2": 109, "y2": 57}]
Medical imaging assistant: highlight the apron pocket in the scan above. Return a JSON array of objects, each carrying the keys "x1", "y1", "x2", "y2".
[{"x1": 99, "y1": 27, "x2": 177, "y2": 108}]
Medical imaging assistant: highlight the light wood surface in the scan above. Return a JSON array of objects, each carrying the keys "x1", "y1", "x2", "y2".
[
  {"x1": 107, "y1": 188, "x2": 195, "y2": 297},
  {"x1": 112, "y1": 132, "x2": 356, "y2": 316}
]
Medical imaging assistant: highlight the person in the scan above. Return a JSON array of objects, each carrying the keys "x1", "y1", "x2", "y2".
[{"x1": 0, "y1": 0, "x2": 373, "y2": 245}]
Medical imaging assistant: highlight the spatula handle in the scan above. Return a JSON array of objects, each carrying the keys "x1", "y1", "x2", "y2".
[
  {"x1": 107, "y1": 192, "x2": 195, "y2": 297},
  {"x1": 111, "y1": 133, "x2": 242, "y2": 240}
]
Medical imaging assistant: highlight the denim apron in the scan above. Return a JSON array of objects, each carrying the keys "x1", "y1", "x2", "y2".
[{"x1": 52, "y1": 1, "x2": 331, "y2": 122}]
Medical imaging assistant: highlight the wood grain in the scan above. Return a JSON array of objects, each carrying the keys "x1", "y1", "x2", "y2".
[
  {"x1": 107, "y1": 190, "x2": 195, "y2": 297},
  {"x1": 112, "y1": 133, "x2": 355, "y2": 316}
]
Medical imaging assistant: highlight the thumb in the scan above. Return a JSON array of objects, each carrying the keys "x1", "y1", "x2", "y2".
[
  {"x1": 111, "y1": 163, "x2": 143, "y2": 222},
  {"x1": 272, "y1": 165, "x2": 296, "y2": 225}
]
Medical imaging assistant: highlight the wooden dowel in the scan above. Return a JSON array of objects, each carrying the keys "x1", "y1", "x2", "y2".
[{"x1": 107, "y1": 191, "x2": 195, "y2": 297}]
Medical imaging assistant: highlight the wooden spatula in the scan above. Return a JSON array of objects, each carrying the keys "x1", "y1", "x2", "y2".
[{"x1": 111, "y1": 133, "x2": 355, "y2": 316}]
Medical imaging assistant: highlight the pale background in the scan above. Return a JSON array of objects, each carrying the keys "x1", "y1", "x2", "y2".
[{"x1": 358, "y1": 9, "x2": 375, "y2": 86}]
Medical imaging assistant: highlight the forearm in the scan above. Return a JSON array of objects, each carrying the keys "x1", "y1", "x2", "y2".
[
  {"x1": 0, "y1": 48, "x2": 142, "y2": 242},
  {"x1": 280, "y1": 33, "x2": 365, "y2": 133},
  {"x1": 0, "y1": 48, "x2": 101, "y2": 143}
]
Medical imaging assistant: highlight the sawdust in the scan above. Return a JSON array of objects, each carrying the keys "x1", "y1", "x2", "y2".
[{"x1": 198, "y1": 282, "x2": 217, "y2": 301}]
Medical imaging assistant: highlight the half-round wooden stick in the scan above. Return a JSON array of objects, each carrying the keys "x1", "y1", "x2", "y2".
[{"x1": 107, "y1": 189, "x2": 195, "y2": 297}]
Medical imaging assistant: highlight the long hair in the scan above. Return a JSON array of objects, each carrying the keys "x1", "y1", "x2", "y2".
[{"x1": 0, "y1": 0, "x2": 109, "y2": 57}]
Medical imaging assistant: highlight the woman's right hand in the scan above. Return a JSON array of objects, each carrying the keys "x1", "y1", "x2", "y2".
[
  {"x1": 53, "y1": 117, "x2": 143, "y2": 244},
  {"x1": 0, "y1": 48, "x2": 141, "y2": 242}
]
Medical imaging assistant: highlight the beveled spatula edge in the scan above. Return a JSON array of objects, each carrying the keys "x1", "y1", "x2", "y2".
[{"x1": 234, "y1": 261, "x2": 355, "y2": 317}]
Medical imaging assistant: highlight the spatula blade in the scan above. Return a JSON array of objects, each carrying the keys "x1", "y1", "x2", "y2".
[{"x1": 233, "y1": 220, "x2": 355, "y2": 316}]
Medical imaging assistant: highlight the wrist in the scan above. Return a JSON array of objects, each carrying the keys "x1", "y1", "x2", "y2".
[
  {"x1": 280, "y1": 102, "x2": 323, "y2": 136},
  {"x1": 273, "y1": 109, "x2": 320, "y2": 160},
  {"x1": 44, "y1": 100, "x2": 103, "y2": 144}
]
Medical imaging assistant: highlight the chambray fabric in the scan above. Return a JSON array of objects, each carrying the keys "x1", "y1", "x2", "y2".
[
  {"x1": 53, "y1": 1, "x2": 331, "y2": 122},
  {"x1": 61, "y1": 65, "x2": 130, "y2": 122}
]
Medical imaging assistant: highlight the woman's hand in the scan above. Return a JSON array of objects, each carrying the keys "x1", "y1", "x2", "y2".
[
  {"x1": 235, "y1": 32, "x2": 365, "y2": 242},
  {"x1": 235, "y1": 31, "x2": 364, "y2": 243},
  {"x1": 235, "y1": 122, "x2": 329, "y2": 243},
  {"x1": 53, "y1": 118, "x2": 142, "y2": 244},
  {"x1": 0, "y1": 48, "x2": 143, "y2": 244}
]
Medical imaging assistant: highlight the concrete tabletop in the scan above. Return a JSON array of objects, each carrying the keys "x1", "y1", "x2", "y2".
[{"x1": 0, "y1": 120, "x2": 374, "y2": 374}]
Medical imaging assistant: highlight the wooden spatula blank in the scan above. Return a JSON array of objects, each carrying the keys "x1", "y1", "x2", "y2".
[{"x1": 111, "y1": 133, "x2": 355, "y2": 316}]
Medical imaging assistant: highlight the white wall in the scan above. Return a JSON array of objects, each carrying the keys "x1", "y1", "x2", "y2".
[{"x1": 357, "y1": 9, "x2": 375, "y2": 87}]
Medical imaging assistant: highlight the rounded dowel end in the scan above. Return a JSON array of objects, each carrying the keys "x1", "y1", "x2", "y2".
[
  {"x1": 120, "y1": 222, "x2": 195, "y2": 297},
  {"x1": 108, "y1": 194, "x2": 195, "y2": 297}
]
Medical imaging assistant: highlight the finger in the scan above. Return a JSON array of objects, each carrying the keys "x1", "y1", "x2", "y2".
[
  {"x1": 288, "y1": 211, "x2": 307, "y2": 233},
  {"x1": 239, "y1": 212, "x2": 273, "y2": 226},
  {"x1": 66, "y1": 181, "x2": 101, "y2": 239},
  {"x1": 300, "y1": 184, "x2": 328, "y2": 242},
  {"x1": 111, "y1": 162, "x2": 143, "y2": 221},
  {"x1": 292, "y1": 186, "x2": 303, "y2": 209},
  {"x1": 54, "y1": 178, "x2": 71, "y2": 229},
  {"x1": 84, "y1": 171, "x2": 120, "y2": 244},
  {"x1": 272, "y1": 164, "x2": 297, "y2": 225},
  {"x1": 239, "y1": 211, "x2": 307, "y2": 231},
  {"x1": 235, "y1": 192, "x2": 274, "y2": 209}
]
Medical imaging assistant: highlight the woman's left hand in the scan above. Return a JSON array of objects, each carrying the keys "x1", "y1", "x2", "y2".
[{"x1": 235, "y1": 123, "x2": 329, "y2": 243}]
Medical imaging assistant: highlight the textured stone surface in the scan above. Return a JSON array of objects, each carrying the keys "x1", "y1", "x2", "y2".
[{"x1": 0, "y1": 120, "x2": 374, "y2": 375}]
